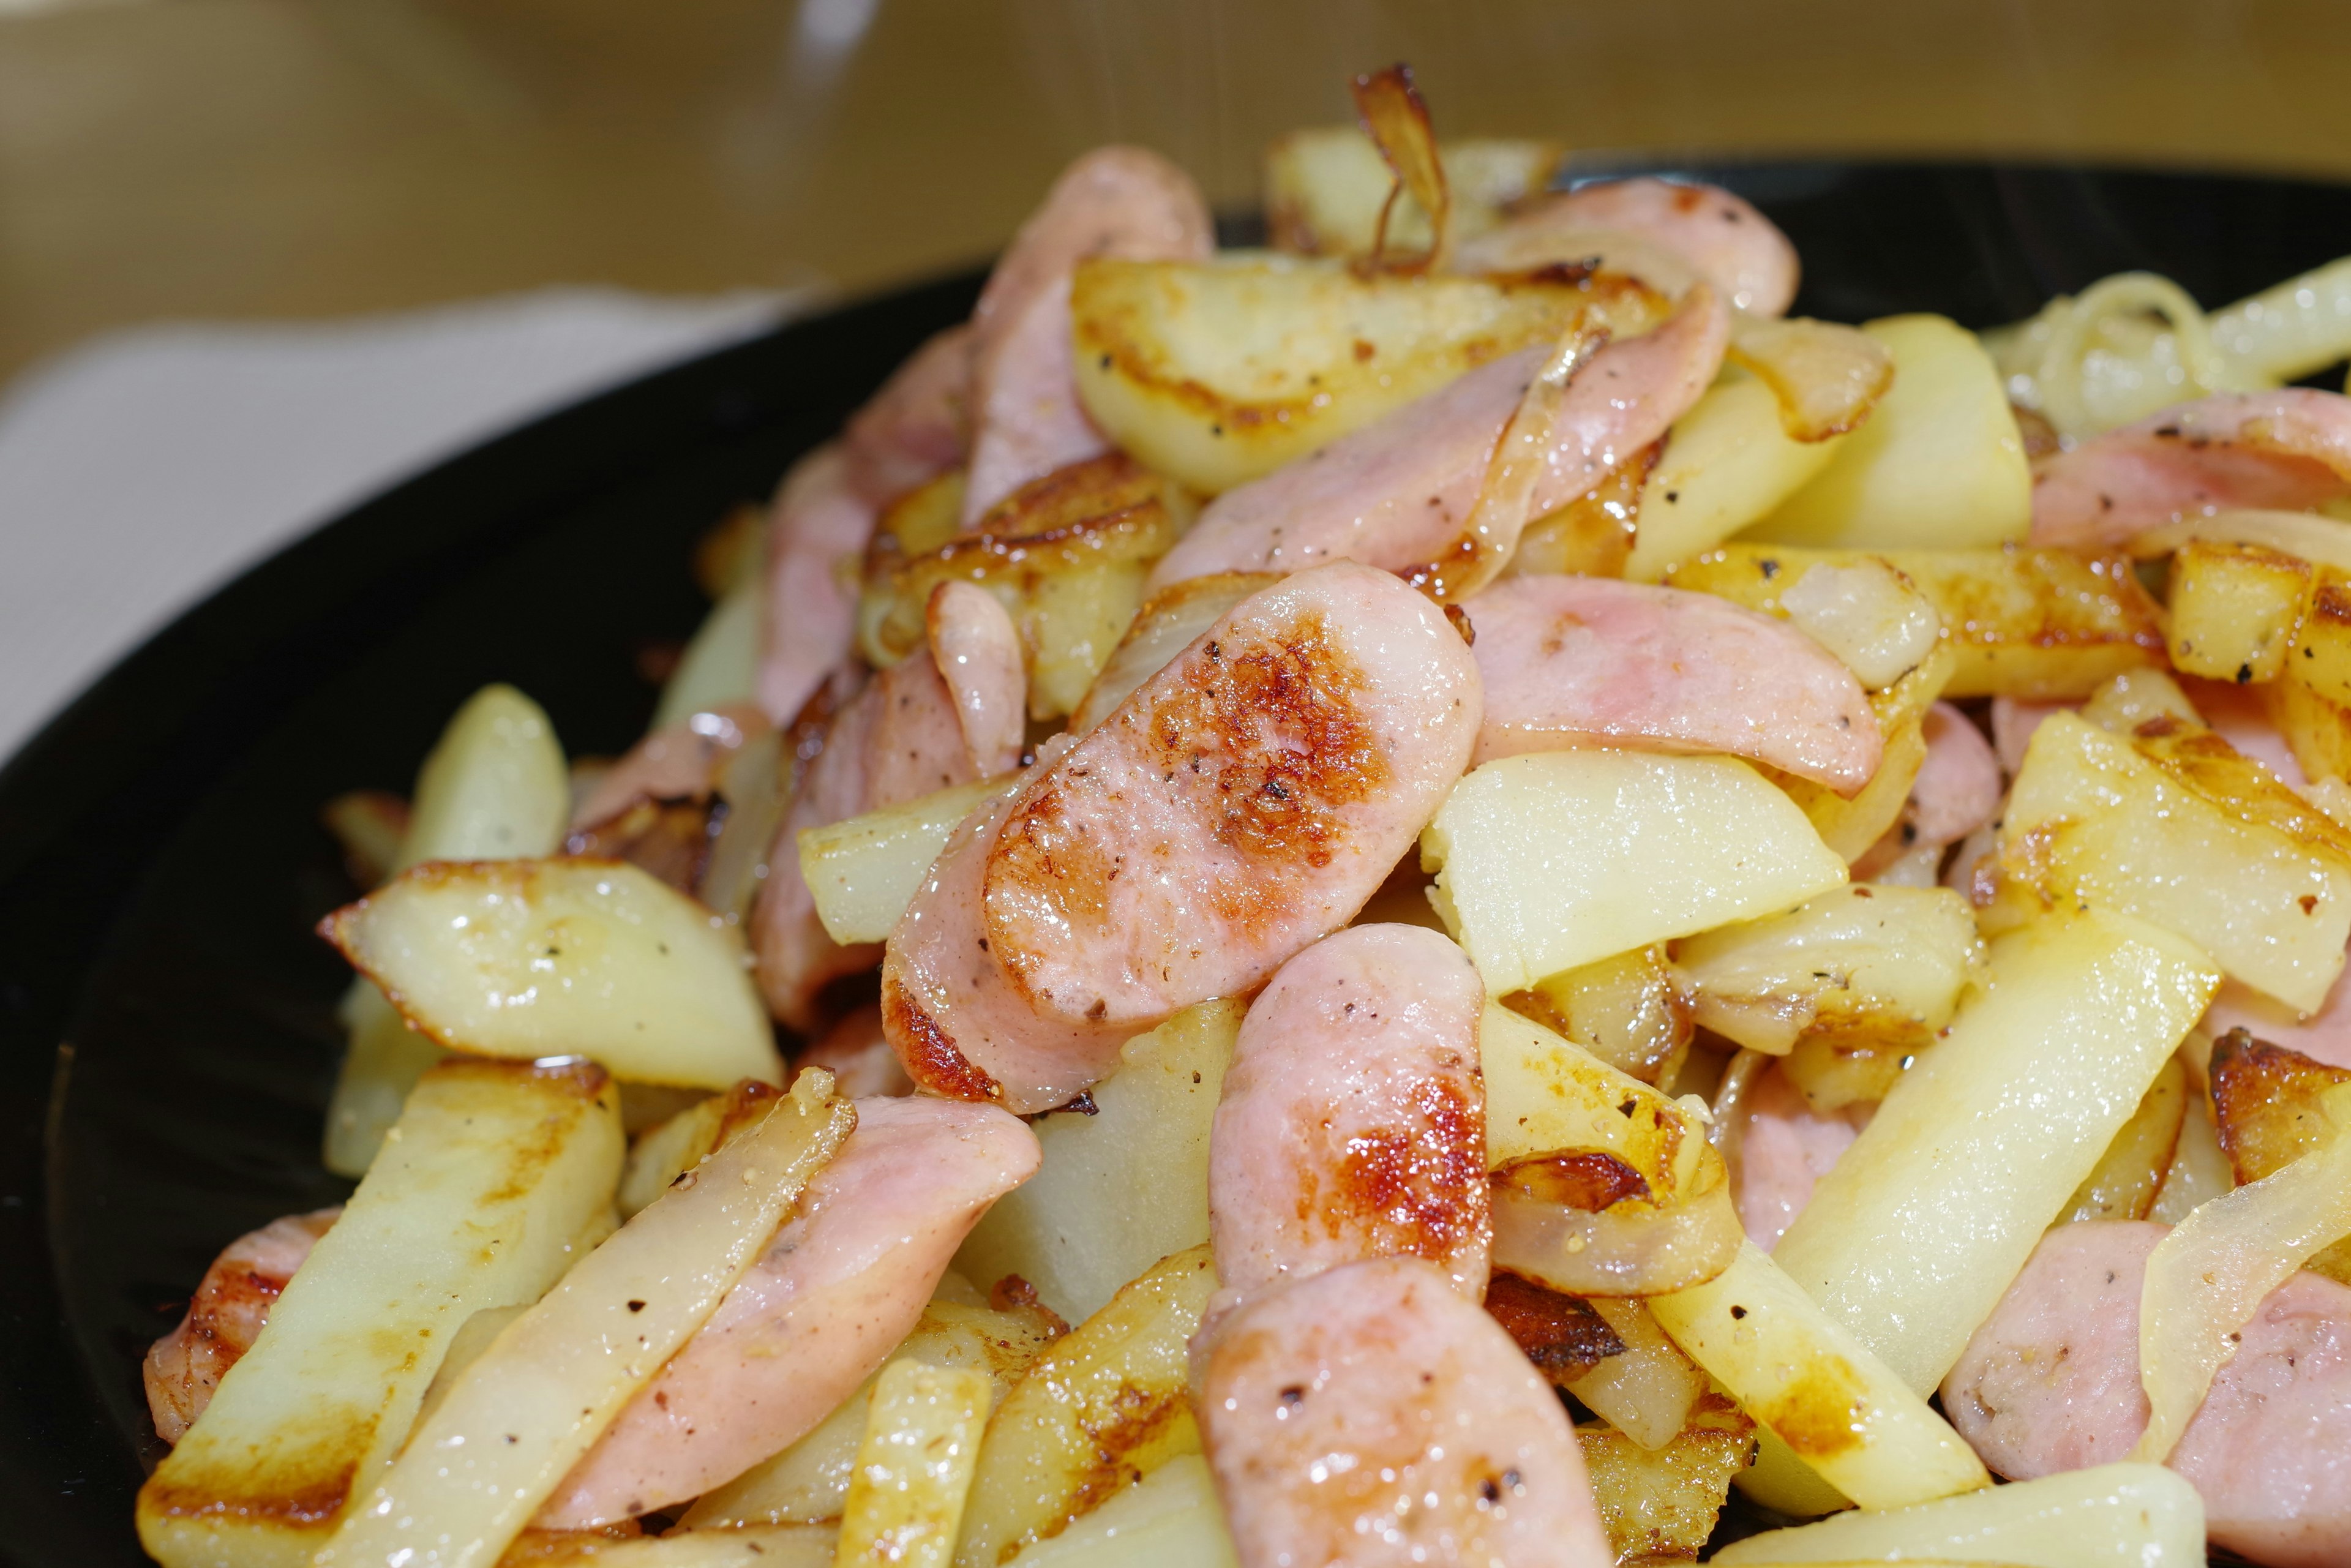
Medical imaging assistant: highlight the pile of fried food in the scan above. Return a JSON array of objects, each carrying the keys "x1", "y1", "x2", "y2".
[{"x1": 135, "y1": 68, "x2": 2351, "y2": 1568}]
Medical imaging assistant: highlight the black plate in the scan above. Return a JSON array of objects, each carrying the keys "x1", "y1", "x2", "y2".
[{"x1": 7, "y1": 162, "x2": 2347, "y2": 1566}]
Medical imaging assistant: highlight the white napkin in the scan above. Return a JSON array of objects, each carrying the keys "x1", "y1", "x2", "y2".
[{"x1": 0, "y1": 285, "x2": 799, "y2": 764}]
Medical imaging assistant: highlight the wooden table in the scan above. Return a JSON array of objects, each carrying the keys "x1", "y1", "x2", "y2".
[{"x1": 6, "y1": 0, "x2": 2351, "y2": 385}]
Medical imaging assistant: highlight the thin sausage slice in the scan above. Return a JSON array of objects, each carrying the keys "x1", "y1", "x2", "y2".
[
  {"x1": 1731, "y1": 1061, "x2": 1862, "y2": 1252},
  {"x1": 751, "y1": 647, "x2": 987, "y2": 1032},
  {"x1": 1208, "y1": 925, "x2": 1489, "y2": 1323},
  {"x1": 1464, "y1": 575, "x2": 1880, "y2": 792},
  {"x1": 757, "y1": 446, "x2": 876, "y2": 726},
  {"x1": 144, "y1": 1208, "x2": 340, "y2": 1445},
  {"x1": 1146, "y1": 287, "x2": 1728, "y2": 591},
  {"x1": 569, "y1": 704, "x2": 770, "y2": 835},
  {"x1": 882, "y1": 563, "x2": 1483, "y2": 1112},
  {"x1": 2030, "y1": 390, "x2": 2351, "y2": 551},
  {"x1": 541, "y1": 1096, "x2": 1039, "y2": 1527},
  {"x1": 964, "y1": 147, "x2": 1213, "y2": 524},
  {"x1": 842, "y1": 324, "x2": 972, "y2": 506},
  {"x1": 1459, "y1": 177, "x2": 1798, "y2": 318},
  {"x1": 924, "y1": 581, "x2": 1027, "y2": 778},
  {"x1": 1943, "y1": 1219, "x2": 2351, "y2": 1568},
  {"x1": 1198, "y1": 1256, "x2": 1613, "y2": 1568}
]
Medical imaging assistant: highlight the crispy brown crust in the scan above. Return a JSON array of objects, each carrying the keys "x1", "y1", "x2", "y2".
[
  {"x1": 880, "y1": 973, "x2": 1002, "y2": 1102},
  {"x1": 1482, "y1": 1272, "x2": 1627, "y2": 1380}
]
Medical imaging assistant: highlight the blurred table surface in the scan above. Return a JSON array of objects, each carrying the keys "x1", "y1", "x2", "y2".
[{"x1": 7, "y1": 0, "x2": 2351, "y2": 388}]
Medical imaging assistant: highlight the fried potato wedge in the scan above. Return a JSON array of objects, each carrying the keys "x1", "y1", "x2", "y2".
[
  {"x1": 955, "y1": 1247, "x2": 1218, "y2": 1568},
  {"x1": 1505, "y1": 945, "x2": 1692, "y2": 1084},
  {"x1": 1664, "y1": 542, "x2": 2165, "y2": 700},
  {"x1": 682, "y1": 1297, "x2": 1062, "y2": 1530},
  {"x1": 1771, "y1": 909, "x2": 2219, "y2": 1395},
  {"x1": 1425, "y1": 751, "x2": 1848, "y2": 996},
  {"x1": 835, "y1": 1360, "x2": 992, "y2": 1568},
  {"x1": 317, "y1": 1074, "x2": 852, "y2": 1568},
  {"x1": 1709, "y1": 1461, "x2": 2206, "y2": 1568},
  {"x1": 617, "y1": 1079, "x2": 776, "y2": 1218},
  {"x1": 1746, "y1": 313, "x2": 2031, "y2": 550},
  {"x1": 1562, "y1": 1297, "x2": 1709, "y2": 1452},
  {"x1": 138, "y1": 1060, "x2": 623, "y2": 1568},
  {"x1": 994, "y1": 1455, "x2": 1236, "y2": 1568},
  {"x1": 397, "y1": 683, "x2": 572, "y2": 875},
  {"x1": 322, "y1": 984, "x2": 447, "y2": 1179},
  {"x1": 2061, "y1": 1054, "x2": 2189, "y2": 1225},
  {"x1": 1650, "y1": 1240, "x2": 1990, "y2": 1513},
  {"x1": 1264, "y1": 127, "x2": 1562, "y2": 258},
  {"x1": 1577, "y1": 1399, "x2": 1755, "y2": 1562},
  {"x1": 2165, "y1": 538, "x2": 2314, "y2": 684},
  {"x1": 2210, "y1": 1029, "x2": 2351, "y2": 1282},
  {"x1": 1989, "y1": 710, "x2": 2351, "y2": 1010},
  {"x1": 1072, "y1": 255, "x2": 1664, "y2": 494},
  {"x1": 800, "y1": 776, "x2": 1022, "y2": 946},
  {"x1": 956, "y1": 999, "x2": 1242, "y2": 1323},
  {"x1": 1623, "y1": 373, "x2": 1847, "y2": 582},
  {"x1": 1771, "y1": 642, "x2": 1955, "y2": 862},
  {"x1": 324, "y1": 857, "x2": 782, "y2": 1090},
  {"x1": 1672, "y1": 885, "x2": 1984, "y2": 1057},
  {"x1": 857, "y1": 455, "x2": 1185, "y2": 719}
]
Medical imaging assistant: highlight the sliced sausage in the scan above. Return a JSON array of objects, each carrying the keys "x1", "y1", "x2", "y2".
[
  {"x1": 1146, "y1": 287, "x2": 1728, "y2": 592},
  {"x1": 1908, "y1": 702, "x2": 2003, "y2": 848},
  {"x1": 963, "y1": 147, "x2": 1213, "y2": 524},
  {"x1": 841, "y1": 324, "x2": 972, "y2": 506},
  {"x1": 751, "y1": 648, "x2": 983, "y2": 1033},
  {"x1": 1458, "y1": 177, "x2": 1798, "y2": 318},
  {"x1": 1464, "y1": 575, "x2": 1880, "y2": 792},
  {"x1": 1197, "y1": 1256, "x2": 1614, "y2": 1568},
  {"x1": 541, "y1": 1096, "x2": 1040, "y2": 1527},
  {"x1": 1207, "y1": 925, "x2": 1489, "y2": 1324},
  {"x1": 794, "y1": 1003, "x2": 913, "y2": 1099},
  {"x1": 144, "y1": 1208, "x2": 340, "y2": 1445},
  {"x1": 882, "y1": 563, "x2": 1483, "y2": 1112},
  {"x1": 1732, "y1": 1061, "x2": 1862, "y2": 1252},
  {"x1": 756, "y1": 445, "x2": 876, "y2": 727},
  {"x1": 569, "y1": 704, "x2": 770, "y2": 835},
  {"x1": 1943, "y1": 1219, "x2": 2351, "y2": 1568},
  {"x1": 2030, "y1": 390, "x2": 2351, "y2": 551},
  {"x1": 924, "y1": 581, "x2": 1026, "y2": 778}
]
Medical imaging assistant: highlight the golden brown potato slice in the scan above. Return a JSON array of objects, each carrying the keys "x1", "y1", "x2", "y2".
[
  {"x1": 2210, "y1": 1028, "x2": 2351, "y2": 1283},
  {"x1": 2165, "y1": 538, "x2": 2314, "y2": 683},
  {"x1": 856, "y1": 454, "x2": 1183, "y2": 719},
  {"x1": 323, "y1": 857, "x2": 782, "y2": 1090},
  {"x1": 1263, "y1": 126, "x2": 1562, "y2": 258},
  {"x1": 2061, "y1": 1055, "x2": 2189, "y2": 1224},
  {"x1": 1072, "y1": 256, "x2": 1664, "y2": 494},
  {"x1": 1502, "y1": 945, "x2": 1692, "y2": 1085},
  {"x1": 1665, "y1": 542, "x2": 2165, "y2": 700},
  {"x1": 834, "y1": 1360, "x2": 992, "y2": 1568},
  {"x1": 954, "y1": 1248, "x2": 1218, "y2": 1568},
  {"x1": 1576, "y1": 1397, "x2": 1757, "y2": 1565},
  {"x1": 138, "y1": 1060, "x2": 623, "y2": 1568},
  {"x1": 616, "y1": 1079, "x2": 777, "y2": 1218}
]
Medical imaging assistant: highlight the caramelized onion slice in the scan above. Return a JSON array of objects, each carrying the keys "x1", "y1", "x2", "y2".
[
  {"x1": 1352, "y1": 62, "x2": 1449, "y2": 272},
  {"x1": 1729, "y1": 317, "x2": 1897, "y2": 443}
]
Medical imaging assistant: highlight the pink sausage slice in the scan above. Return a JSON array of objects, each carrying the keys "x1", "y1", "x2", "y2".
[
  {"x1": 2030, "y1": 390, "x2": 2351, "y2": 551},
  {"x1": 570, "y1": 704, "x2": 770, "y2": 835},
  {"x1": 1464, "y1": 575, "x2": 1881, "y2": 792},
  {"x1": 1460, "y1": 177, "x2": 1798, "y2": 318},
  {"x1": 144, "y1": 1208, "x2": 340, "y2": 1446},
  {"x1": 1908, "y1": 702, "x2": 2003, "y2": 848},
  {"x1": 842, "y1": 324, "x2": 972, "y2": 506},
  {"x1": 751, "y1": 648, "x2": 986, "y2": 1032},
  {"x1": 541, "y1": 1096, "x2": 1039, "y2": 1527},
  {"x1": 1731, "y1": 1061, "x2": 1862, "y2": 1252},
  {"x1": 1198, "y1": 1256, "x2": 1614, "y2": 1568},
  {"x1": 963, "y1": 147, "x2": 1213, "y2": 525},
  {"x1": 1943, "y1": 1220, "x2": 2351, "y2": 1568},
  {"x1": 1208, "y1": 925, "x2": 1490, "y2": 1321},
  {"x1": 757, "y1": 446, "x2": 876, "y2": 727},
  {"x1": 1146, "y1": 287, "x2": 1728, "y2": 592},
  {"x1": 924, "y1": 581, "x2": 1027, "y2": 778},
  {"x1": 882, "y1": 563, "x2": 1483, "y2": 1112}
]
